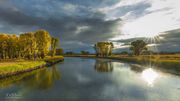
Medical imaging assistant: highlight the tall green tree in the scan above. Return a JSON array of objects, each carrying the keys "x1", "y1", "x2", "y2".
[{"x1": 130, "y1": 40, "x2": 147, "y2": 56}]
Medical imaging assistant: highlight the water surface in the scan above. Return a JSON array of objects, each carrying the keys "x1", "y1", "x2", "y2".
[{"x1": 0, "y1": 57, "x2": 180, "y2": 101}]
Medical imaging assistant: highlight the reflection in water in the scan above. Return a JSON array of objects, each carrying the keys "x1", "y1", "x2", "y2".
[
  {"x1": 24, "y1": 65, "x2": 61, "y2": 90},
  {"x1": 130, "y1": 64, "x2": 144, "y2": 73},
  {"x1": 94, "y1": 59, "x2": 113, "y2": 72},
  {"x1": 0, "y1": 57, "x2": 180, "y2": 101},
  {"x1": 141, "y1": 68, "x2": 159, "y2": 87}
]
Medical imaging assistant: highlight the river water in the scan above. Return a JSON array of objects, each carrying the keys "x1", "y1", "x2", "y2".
[{"x1": 0, "y1": 57, "x2": 180, "y2": 101}]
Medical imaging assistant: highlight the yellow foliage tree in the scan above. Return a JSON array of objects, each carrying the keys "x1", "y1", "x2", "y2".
[{"x1": 0, "y1": 29, "x2": 57, "y2": 60}]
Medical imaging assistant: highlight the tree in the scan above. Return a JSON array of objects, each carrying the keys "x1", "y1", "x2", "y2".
[
  {"x1": 34, "y1": 30, "x2": 51, "y2": 59},
  {"x1": 130, "y1": 40, "x2": 147, "y2": 56},
  {"x1": 0, "y1": 30, "x2": 60, "y2": 60},
  {"x1": 55, "y1": 48, "x2": 64, "y2": 55},
  {"x1": 0, "y1": 34, "x2": 19, "y2": 59},
  {"x1": 94, "y1": 42, "x2": 114, "y2": 57},
  {"x1": 0, "y1": 34, "x2": 9, "y2": 59},
  {"x1": 51, "y1": 37, "x2": 59, "y2": 57},
  {"x1": 19, "y1": 32, "x2": 36, "y2": 59},
  {"x1": 6, "y1": 34, "x2": 18, "y2": 59}
]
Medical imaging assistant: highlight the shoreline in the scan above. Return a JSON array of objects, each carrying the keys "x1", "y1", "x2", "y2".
[{"x1": 0, "y1": 57, "x2": 64, "y2": 79}]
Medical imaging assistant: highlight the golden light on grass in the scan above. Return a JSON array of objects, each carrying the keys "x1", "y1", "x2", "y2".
[{"x1": 141, "y1": 68, "x2": 159, "y2": 87}]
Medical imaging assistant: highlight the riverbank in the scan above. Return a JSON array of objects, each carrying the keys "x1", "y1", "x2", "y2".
[
  {"x1": 0, "y1": 56, "x2": 64, "y2": 79},
  {"x1": 64, "y1": 54, "x2": 180, "y2": 74}
]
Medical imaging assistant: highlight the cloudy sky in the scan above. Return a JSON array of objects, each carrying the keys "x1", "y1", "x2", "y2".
[{"x1": 0, "y1": 0, "x2": 180, "y2": 53}]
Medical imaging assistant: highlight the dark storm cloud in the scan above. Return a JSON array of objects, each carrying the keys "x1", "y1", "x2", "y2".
[
  {"x1": 0, "y1": 7, "x2": 39, "y2": 26},
  {"x1": 0, "y1": 0, "x2": 122, "y2": 52},
  {"x1": 157, "y1": 29, "x2": 180, "y2": 52}
]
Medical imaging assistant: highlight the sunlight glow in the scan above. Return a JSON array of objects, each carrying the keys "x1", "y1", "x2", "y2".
[
  {"x1": 121, "y1": 20, "x2": 161, "y2": 38},
  {"x1": 141, "y1": 68, "x2": 159, "y2": 87}
]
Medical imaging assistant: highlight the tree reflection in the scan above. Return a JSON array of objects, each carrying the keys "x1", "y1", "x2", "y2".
[
  {"x1": 94, "y1": 59, "x2": 113, "y2": 72},
  {"x1": 0, "y1": 65, "x2": 61, "y2": 90},
  {"x1": 25, "y1": 65, "x2": 61, "y2": 90},
  {"x1": 130, "y1": 64, "x2": 144, "y2": 73}
]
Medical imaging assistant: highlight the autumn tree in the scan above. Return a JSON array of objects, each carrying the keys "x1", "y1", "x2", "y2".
[
  {"x1": 51, "y1": 37, "x2": 59, "y2": 57},
  {"x1": 6, "y1": 34, "x2": 18, "y2": 59},
  {"x1": 19, "y1": 32, "x2": 36, "y2": 59},
  {"x1": 34, "y1": 30, "x2": 51, "y2": 59},
  {"x1": 0, "y1": 29, "x2": 60, "y2": 60},
  {"x1": 55, "y1": 48, "x2": 64, "y2": 55},
  {"x1": 0, "y1": 34, "x2": 8, "y2": 59},
  {"x1": 94, "y1": 42, "x2": 114, "y2": 57}
]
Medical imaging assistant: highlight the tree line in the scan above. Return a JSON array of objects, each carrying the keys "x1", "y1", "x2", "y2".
[
  {"x1": 93, "y1": 40, "x2": 148, "y2": 56},
  {"x1": 64, "y1": 40, "x2": 148, "y2": 56},
  {"x1": 0, "y1": 30, "x2": 59, "y2": 60}
]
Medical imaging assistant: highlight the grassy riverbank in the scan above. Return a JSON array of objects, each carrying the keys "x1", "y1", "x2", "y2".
[
  {"x1": 109, "y1": 54, "x2": 180, "y2": 67},
  {"x1": 0, "y1": 56, "x2": 64, "y2": 78},
  {"x1": 0, "y1": 61, "x2": 46, "y2": 75},
  {"x1": 65, "y1": 54, "x2": 180, "y2": 63},
  {"x1": 44, "y1": 56, "x2": 64, "y2": 63}
]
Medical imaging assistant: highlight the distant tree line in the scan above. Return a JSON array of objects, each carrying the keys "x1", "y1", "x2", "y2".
[
  {"x1": 0, "y1": 30, "x2": 60, "y2": 60},
  {"x1": 65, "y1": 51, "x2": 74, "y2": 55},
  {"x1": 81, "y1": 51, "x2": 89, "y2": 55}
]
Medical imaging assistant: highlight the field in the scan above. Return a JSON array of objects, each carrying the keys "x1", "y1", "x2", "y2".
[
  {"x1": 0, "y1": 61, "x2": 46, "y2": 75},
  {"x1": 110, "y1": 54, "x2": 180, "y2": 65}
]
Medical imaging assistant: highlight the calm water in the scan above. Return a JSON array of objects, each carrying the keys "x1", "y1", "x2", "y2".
[{"x1": 0, "y1": 57, "x2": 180, "y2": 101}]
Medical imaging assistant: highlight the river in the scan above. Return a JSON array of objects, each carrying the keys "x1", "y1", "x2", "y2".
[{"x1": 0, "y1": 57, "x2": 180, "y2": 101}]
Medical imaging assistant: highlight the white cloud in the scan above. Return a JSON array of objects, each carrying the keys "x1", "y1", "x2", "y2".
[
  {"x1": 113, "y1": 42, "x2": 130, "y2": 49},
  {"x1": 75, "y1": 26, "x2": 90, "y2": 35},
  {"x1": 63, "y1": 3, "x2": 77, "y2": 12},
  {"x1": 122, "y1": 10, "x2": 180, "y2": 37},
  {"x1": 99, "y1": 0, "x2": 146, "y2": 13},
  {"x1": 103, "y1": 0, "x2": 180, "y2": 40}
]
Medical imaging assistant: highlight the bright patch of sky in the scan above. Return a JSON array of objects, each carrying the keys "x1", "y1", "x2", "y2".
[{"x1": 100, "y1": 0, "x2": 180, "y2": 40}]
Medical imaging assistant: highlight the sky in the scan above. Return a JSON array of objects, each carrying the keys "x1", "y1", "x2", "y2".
[{"x1": 0, "y1": 0, "x2": 180, "y2": 53}]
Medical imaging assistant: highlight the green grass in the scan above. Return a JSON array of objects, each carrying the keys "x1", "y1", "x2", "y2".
[
  {"x1": 0, "y1": 55, "x2": 64, "y2": 76},
  {"x1": 0, "y1": 61, "x2": 46, "y2": 75}
]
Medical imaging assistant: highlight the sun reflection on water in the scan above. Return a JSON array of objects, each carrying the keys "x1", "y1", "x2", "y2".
[{"x1": 141, "y1": 68, "x2": 159, "y2": 87}]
